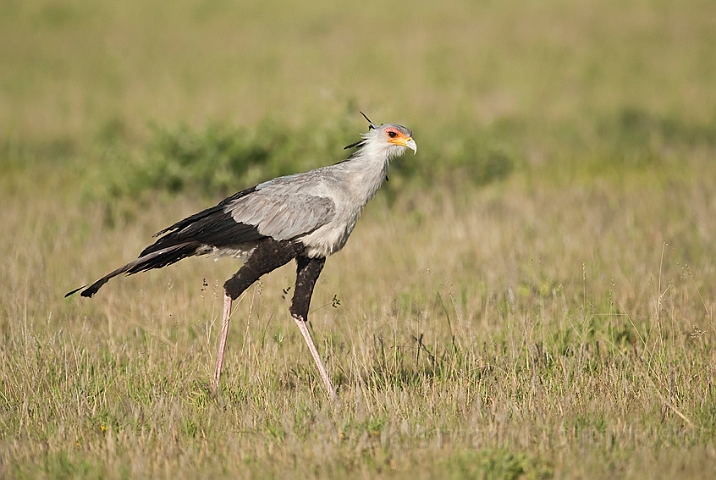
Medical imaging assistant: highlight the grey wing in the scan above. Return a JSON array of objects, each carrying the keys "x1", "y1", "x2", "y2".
[{"x1": 226, "y1": 192, "x2": 336, "y2": 241}]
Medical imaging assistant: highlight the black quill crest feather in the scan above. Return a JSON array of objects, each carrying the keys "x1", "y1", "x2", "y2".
[{"x1": 344, "y1": 111, "x2": 377, "y2": 150}]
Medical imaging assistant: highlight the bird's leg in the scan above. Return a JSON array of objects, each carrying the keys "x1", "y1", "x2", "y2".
[
  {"x1": 211, "y1": 238, "x2": 304, "y2": 396},
  {"x1": 294, "y1": 317, "x2": 336, "y2": 401},
  {"x1": 290, "y1": 256, "x2": 336, "y2": 400},
  {"x1": 212, "y1": 292, "x2": 233, "y2": 395}
]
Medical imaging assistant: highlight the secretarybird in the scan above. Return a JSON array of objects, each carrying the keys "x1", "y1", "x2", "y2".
[{"x1": 66, "y1": 114, "x2": 416, "y2": 399}]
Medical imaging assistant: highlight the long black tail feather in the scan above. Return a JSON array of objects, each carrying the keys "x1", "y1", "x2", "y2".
[
  {"x1": 65, "y1": 242, "x2": 200, "y2": 298},
  {"x1": 67, "y1": 186, "x2": 265, "y2": 299}
]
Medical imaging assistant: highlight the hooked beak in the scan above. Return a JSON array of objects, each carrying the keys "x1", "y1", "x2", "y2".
[{"x1": 405, "y1": 138, "x2": 417, "y2": 154}]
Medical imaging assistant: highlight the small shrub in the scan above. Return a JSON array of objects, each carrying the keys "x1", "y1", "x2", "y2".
[{"x1": 89, "y1": 116, "x2": 518, "y2": 208}]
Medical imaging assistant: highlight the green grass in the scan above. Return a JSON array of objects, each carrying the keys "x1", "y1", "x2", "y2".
[{"x1": 2, "y1": 0, "x2": 716, "y2": 478}]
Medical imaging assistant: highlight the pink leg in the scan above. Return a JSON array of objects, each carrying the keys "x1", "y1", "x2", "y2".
[
  {"x1": 293, "y1": 315, "x2": 337, "y2": 401},
  {"x1": 211, "y1": 293, "x2": 233, "y2": 395}
]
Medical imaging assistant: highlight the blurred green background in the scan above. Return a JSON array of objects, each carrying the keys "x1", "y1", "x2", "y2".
[{"x1": 3, "y1": 0, "x2": 715, "y2": 199}]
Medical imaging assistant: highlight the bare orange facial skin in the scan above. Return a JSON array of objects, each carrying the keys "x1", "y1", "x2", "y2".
[{"x1": 385, "y1": 127, "x2": 412, "y2": 147}]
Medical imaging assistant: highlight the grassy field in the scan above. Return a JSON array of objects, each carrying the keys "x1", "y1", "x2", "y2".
[{"x1": 2, "y1": 0, "x2": 716, "y2": 478}]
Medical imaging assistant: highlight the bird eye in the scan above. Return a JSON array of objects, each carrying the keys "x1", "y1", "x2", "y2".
[{"x1": 387, "y1": 131, "x2": 398, "y2": 138}]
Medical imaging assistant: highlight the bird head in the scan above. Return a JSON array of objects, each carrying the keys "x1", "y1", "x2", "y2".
[
  {"x1": 345, "y1": 113, "x2": 417, "y2": 159},
  {"x1": 378, "y1": 123, "x2": 417, "y2": 157}
]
